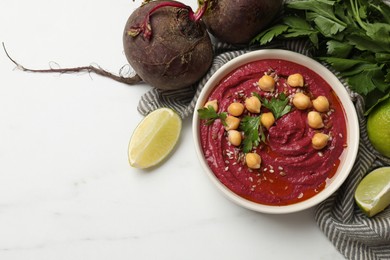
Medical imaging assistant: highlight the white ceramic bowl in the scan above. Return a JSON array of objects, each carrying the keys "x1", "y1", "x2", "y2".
[{"x1": 193, "y1": 49, "x2": 359, "y2": 214}]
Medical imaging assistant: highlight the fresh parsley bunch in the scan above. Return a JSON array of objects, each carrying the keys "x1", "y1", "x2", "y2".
[{"x1": 252, "y1": 0, "x2": 390, "y2": 114}]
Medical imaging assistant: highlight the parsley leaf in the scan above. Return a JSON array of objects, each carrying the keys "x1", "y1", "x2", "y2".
[
  {"x1": 258, "y1": 92, "x2": 292, "y2": 120},
  {"x1": 197, "y1": 105, "x2": 227, "y2": 126},
  {"x1": 287, "y1": 0, "x2": 347, "y2": 30},
  {"x1": 240, "y1": 116, "x2": 262, "y2": 153},
  {"x1": 251, "y1": 24, "x2": 289, "y2": 45},
  {"x1": 326, "y1": 40, "x2": 353, "y2": 58},
  {"x1": 320, "y1": 57, "x2": 388, "y2": 95}
]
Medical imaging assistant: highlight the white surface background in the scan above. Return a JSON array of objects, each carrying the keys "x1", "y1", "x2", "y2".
[{"x1": 0, "y1": 0, "x2": 344, "y2": 259}]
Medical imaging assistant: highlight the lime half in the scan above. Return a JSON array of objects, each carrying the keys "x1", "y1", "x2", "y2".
[
  {"x1": 128, "y1": 108, "x2": 182, "y2": 169},
  {"x1": 354, "y1": 167, "x2": 390, "y2": 217}
]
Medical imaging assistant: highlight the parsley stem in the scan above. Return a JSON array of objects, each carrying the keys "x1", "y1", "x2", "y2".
[{"x1": 350, "y1": 0, "x2": 367, "y2": 30}]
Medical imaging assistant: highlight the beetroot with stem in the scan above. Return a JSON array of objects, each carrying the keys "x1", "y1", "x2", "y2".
[
  {"x1": 3, "y1": 0, "x2": 213, "y2": 90},
  {"x1": 123, "y1": 0, "x2": 213, "y2": 90},
  {"x1": 203, "y1": 0, "x2": 283, "y2": 45}
]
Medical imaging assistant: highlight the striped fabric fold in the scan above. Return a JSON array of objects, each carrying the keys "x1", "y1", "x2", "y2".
[{"x1": 136, "y1": 1, "x2": 390, "y2": 258}]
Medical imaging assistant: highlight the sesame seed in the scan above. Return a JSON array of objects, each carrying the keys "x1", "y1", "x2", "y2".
[{"x1": 298, "y1": 193, "x2": 304, "y2": 199}]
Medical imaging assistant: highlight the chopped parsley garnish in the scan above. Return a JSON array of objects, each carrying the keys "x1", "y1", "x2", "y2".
[{"x1": 198, "y1": 92, "x2": 291, "y2": 152}]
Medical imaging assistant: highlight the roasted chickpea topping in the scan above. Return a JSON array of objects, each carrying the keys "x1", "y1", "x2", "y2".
[
  {"x1": 245, "y1": 153, "x2": 261, "y2": 169},
  {"x1": 308, "y1": 111, "x2": 324, "y2": 129},
  {"x1": 312, "y1": 96, "x2": 330, "y2": 112},
  {"x1": 204, "y1": 99, "x2": 218, "y2": 111},
  {"x1": 228, "y1": 130, "x2": 242, "y2": 146},
  {"x1": 261, "y1": 112, "x2": 275, "y2": 130},
  {"x1": 293, "y1": 92, "x2": 311, "y2": 110},
  {"x1": 287, "y1": 73, "x2": 304, "y2": 87},
  {"x1": 258, "y1": 75, "x2": 275, "y2": 92},
  {"x1": 225, "y1": 116, "x2": 240, "y2": 131},
  {"x1": 312, "y1": 133, "x2": 329, "y2": 150},
  {"x1": 245, "y1": 96, "x2": 261, "y2": 113},
  {"x1": 228, "y1": 102, "x2": 245, "y2": 116}
]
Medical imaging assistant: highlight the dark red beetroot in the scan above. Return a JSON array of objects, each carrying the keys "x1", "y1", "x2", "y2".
[
  {"x1": 203, "y1": 0, "x2": 283, "y2": 45},
  {"x1": 123, "y1": 0, "x2": 213, "y2": 90}
]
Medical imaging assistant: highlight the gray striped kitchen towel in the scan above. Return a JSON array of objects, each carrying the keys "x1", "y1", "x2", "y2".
[{"x1": 137, "y1": 1, "x2": 390, "y2": 258}]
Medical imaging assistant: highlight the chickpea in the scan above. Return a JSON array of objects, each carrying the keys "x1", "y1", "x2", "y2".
[
  {"x1": 307, "y1": 111, "x2": 324, "y2": 129},
  {"x1": 261, "y1": 112, "x2": 275, "y2": 130},
  {"x1": 245, "y1": 153, "x2": 262, "y2": 169},
  {"x1": 245, "y1": 96, "x2": 261, "y2": 113},
  {"x1": 258, "y1": 75, "x2": 275, "y2": 92},
  {"x1": 228, "y1": 102, "x2": 245, "y2": 116},
  {"x1": 287, "y1": 73, "x2": 304, "y2": 87},
  {"x1": 204, "y1": 99, "x2": 218, "y2": 111},
  {"x1": 312, "y1": 133, "x2": 329, "y2": 150},
  {"x1": 225, "y1": 116, "x2": 240, "y2": 131},
  {"x1": 312, "y1": 96, "x2": 330, "y2": 112},
  {"x1": 293, "y1": 92, "x2": 311, "y2": 110},
  {"x1": 228, "y1": 130, "x2": 242, "y2": 146}
]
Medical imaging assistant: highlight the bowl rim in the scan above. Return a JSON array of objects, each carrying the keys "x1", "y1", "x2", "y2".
[{"x1": 192, "y1": 49, "x2": 360, "y2": 214}]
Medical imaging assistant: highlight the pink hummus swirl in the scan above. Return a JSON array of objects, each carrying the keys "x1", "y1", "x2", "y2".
[{"x1": 199, "y1": 59, "x2": 347, "y2": 206}]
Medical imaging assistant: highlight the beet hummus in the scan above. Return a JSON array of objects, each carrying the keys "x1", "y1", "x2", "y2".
[{"x1": 199, "y1": 59, "x2": 347, "y2": 206}]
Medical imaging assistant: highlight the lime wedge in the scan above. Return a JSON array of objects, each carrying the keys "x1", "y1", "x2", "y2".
[
  {"x1": 128, "y1": 108, "x2": 182, "y2": 169},
  {"x1": 354, "y1": 167, "x2": 390, "y2": 217}
]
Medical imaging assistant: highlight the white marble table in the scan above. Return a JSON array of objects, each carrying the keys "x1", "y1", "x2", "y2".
[{"x1": 0, "y1": 0, "x2": 345, "y2": 259}]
